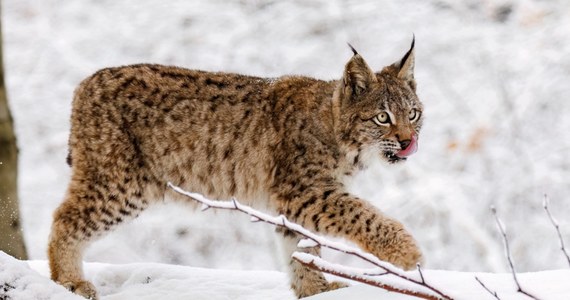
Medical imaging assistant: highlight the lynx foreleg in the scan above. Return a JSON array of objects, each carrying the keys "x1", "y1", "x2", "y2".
[{"x1": 284, "y1": 185, "x2": 423, "y2": 271}]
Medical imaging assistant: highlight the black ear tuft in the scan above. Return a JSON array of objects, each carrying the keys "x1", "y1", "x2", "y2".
[
  {"x1": 399, "y1": 34, "x2": 415, "y2": 68},
  {"x1": 347, "y1": 43, "x2": 359, "y2": 56},
  {"x1": 396, "y1": 35, "x2": 416, "y2": 90}
]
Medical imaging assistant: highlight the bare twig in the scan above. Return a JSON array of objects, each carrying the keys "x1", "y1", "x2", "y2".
[
  {"x1": 542, "y1": 195, "x2": 570, "y2": 268},
  {"x1": 417, "y1": 263, "x2": 426, "y2": 284},
  {"x1": 169, "y1": 183, "x2": 452, "y2": 300},
  {"x1": 475, "y1": 276, "x2": 500, "y2": 300},
  {"x1": 490, "y1": 206, "x2": 540, "y2": 300}
]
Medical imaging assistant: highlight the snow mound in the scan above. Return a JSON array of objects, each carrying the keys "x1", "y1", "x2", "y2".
[
  {"x1": 308, "y1": 269, "x2": 570, "y2": 300},
  {"x1": 1, "y1": 251, "x2": 294, "y2": 300},
  {"x1": 2, "y1": 251, "x2": 570, "y2": 300},
  {"x1": 0, "y1": 252, "x2": 81, "y2": 300}
]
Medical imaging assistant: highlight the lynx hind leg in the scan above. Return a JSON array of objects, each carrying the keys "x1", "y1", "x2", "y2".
[
  {"x1": 48, "y1": 172, "x2": 152, "y2": 299},
  {"x1": 276, "y1": 229, "x2": 348, "y2": 298}
]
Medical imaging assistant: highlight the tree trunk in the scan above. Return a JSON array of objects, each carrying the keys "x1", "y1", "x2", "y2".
[{"x1": 0, "y1": 3, "x2": 28, "y2": 259}]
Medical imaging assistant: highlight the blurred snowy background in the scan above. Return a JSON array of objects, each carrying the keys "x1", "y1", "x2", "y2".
[{"x1": 3, "y1": 0, "x2": 570, "y2": 275}]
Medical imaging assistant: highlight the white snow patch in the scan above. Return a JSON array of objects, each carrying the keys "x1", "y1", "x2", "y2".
[
  {"x1": 0, "y1": 252, "x2": 81, "y2": 300},
  {"x1": 2, "y1": 252, "x2": 570, "y2": 300},
  {"x1": 0, "y1": 252, "x2": 294, "y2": 300},
  {"x1": 297, "y1": 239, "x2": 319, "y2": 249}
]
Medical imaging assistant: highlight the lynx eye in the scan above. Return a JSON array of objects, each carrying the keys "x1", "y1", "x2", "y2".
[
  {"x1": 409, "y1": 109, "x2": 420, "y2": 122},
  {"x1": 373, "y1": 112, "x2": 391, "y2": 126}
]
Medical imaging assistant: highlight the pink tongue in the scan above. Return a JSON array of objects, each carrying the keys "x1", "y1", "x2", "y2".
[{"x1": 396, "y1": 134, "x2": 418, "y2": 158}]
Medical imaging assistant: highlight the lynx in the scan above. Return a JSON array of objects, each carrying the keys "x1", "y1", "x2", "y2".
[{"x1": 49, "y1": 39, "x2": 423, "y2": 299}]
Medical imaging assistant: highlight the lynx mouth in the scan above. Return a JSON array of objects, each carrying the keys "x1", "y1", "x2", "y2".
[
  {"x1": 383, "y1": 135, "x2": 418, "y2": 163},
  {"x1": 384, "y1": 151, "x2": 406, "y2": 164},
  {"x1": 396, "y1": 134, "x2": 418, "y2": 158}
]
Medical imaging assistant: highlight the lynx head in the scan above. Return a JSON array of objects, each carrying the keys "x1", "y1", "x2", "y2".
[{"x1": 333, "y1": 38, "x2": 423, "y2": 165}]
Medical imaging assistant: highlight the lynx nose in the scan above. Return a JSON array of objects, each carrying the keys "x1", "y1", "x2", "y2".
[
  {"x1": 399, "y1": 139, "x2": 411, "y2": 150},
  {"x1": 396, "y1": 134, "x2": 418, "y2": 158}
]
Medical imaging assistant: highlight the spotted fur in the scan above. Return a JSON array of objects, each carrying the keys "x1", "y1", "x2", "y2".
[{"x1": 49, "y1": 40, "x2": 423, "y2": 299}]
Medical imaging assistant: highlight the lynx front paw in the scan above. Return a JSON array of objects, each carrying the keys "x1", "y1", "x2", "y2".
[
  {"x1": 383, "y1": 229, "x2": 423, "y2": 270},
  {"x1": 62, "y1": 280, "x2": 98, "y2": 300}
]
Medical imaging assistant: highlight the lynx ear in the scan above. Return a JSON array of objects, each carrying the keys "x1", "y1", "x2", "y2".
[
  {"x1": 394, "y1": 37, "x2": 416, "y2": 90},
  {"x1": 342, "y1": 44, "x2": 377, "y2": 97}
]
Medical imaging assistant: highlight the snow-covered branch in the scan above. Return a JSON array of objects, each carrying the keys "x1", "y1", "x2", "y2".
[
  {"x1": 168, "y1": 183, "x2": 452, "y2": 300},
  {"x1": 292, "y1": 252, "x2": 443, "y2": 300},
  {"x1": 542, "y1": 195, "x2": 570, "y2": 268}
]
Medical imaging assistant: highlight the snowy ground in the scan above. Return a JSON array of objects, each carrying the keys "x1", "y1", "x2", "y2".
[
  {"x1": 2, "y1": 0, "x2": 570, "y2": 298},
  {"x1": 0, "y1": 251, "x2": 294, "y2": 300},
  {"x1": 3, "y1": 251, "x2": 570, "y2": 299}
]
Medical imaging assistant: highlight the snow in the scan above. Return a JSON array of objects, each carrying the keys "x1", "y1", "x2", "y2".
[
  {"x1": 3, "y1": 250, "x2": 570, "y2": 299},
  {"x1": 297, "y1": 239, "x2": 319, "y2": 249},
  {"x1": 0, "y1": 251, "x2": 294, "y2": 300},
  {"x1": 2, "y1": 0, "x2": 570, "y2": 299},
  {"x1": 308, "y1": 269, "x2": 570, "y2": 300},
  {"x1": 0, "y1": 252, "x2": 81, "y2": 300}
]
